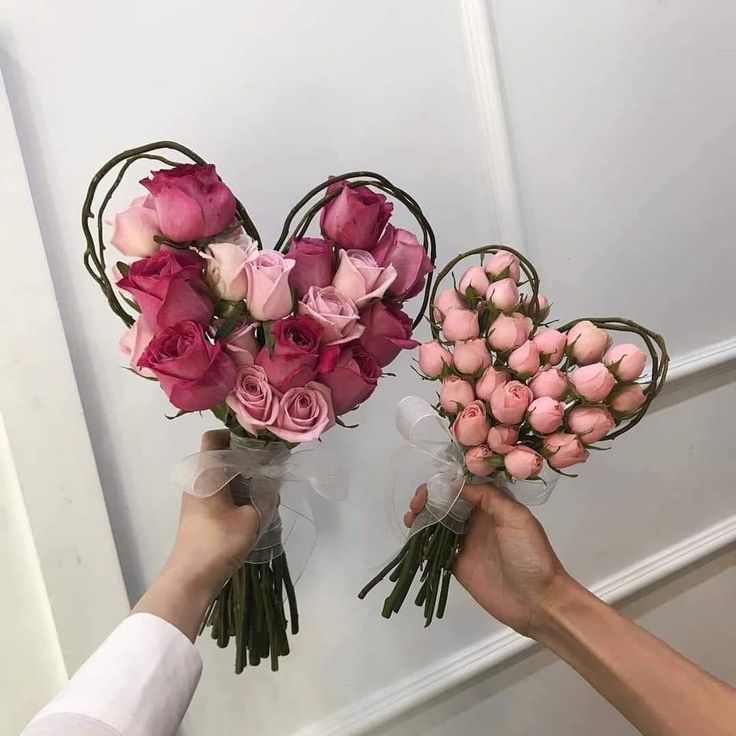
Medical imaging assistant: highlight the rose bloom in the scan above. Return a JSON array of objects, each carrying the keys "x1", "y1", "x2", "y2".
[
  {"x1": 270, "y1": 381, "x2": 336, "y2": 443},
  {"x1": 359, "y1": 301, "x2": 417, "y2": 367},
  {"x1": 226, "y1": 364, "x2": 280, "y2": 435},
  {"x1": 373, "y1": 224, "x2": 433, "y2": 300},
  {"x1": 320, "y1": 180, "x2": 393, "y2": 250},
  {"x1": 529, "y1": 367, "x2": 568, "y2": 400},
  {"x1": 544, "y1": 432, "x2": 589, "y2": 469},
  {"x1": 138, "y1": 320, "x2": 236, "y2": 411},
  {"x1": 442, "y1": 308, "x2": 480, "y2": 342},
  {"x1": 418, "y1": 340, "x2": 452, "y2": 378},
  {"x1": 244, "y1": 250, "x2": 295, "y2": 321},
  {"x1": 141, "y1": 164, "x2": 236, "y2": 242},
  {"x1": 488, "y1": 313, "x2": 532, "y2": 352},
  {"x1": 533, "y1": 329, "x2": 566, "y2": 366},
  {"x1": 219, "y1": 321, "x2": 260, "y2": 367},
  {"x1": 486, "y1": 278, "x2": 519, "y2": 311},
  {"x1": 464, "y1": 445, "x2": 497, "y2": 476},
  {"x1": 567, "y1": 320, "x2": 611, "y2": 365},
  {"x1": 610, "y1": 383, "x2": 647, "y2": 414},
  {"x1": 604, "y1": 343, "x2": 647, "y2": 382},
  {"x1": 508, "y1": 340, "x2": 541, "y2": 376},
  {"x1": 119, "y1": 316, "x2": 155, "y2": 377},
  {"x1": 475, "y1": 365, "x2": 510, "y2": 401},
  {"x1": 452, "y1": 338, "x2": 492, "y2": 374},
  {"x1": 285, "y1": 237, "x2": 335, "y2": 298},
  {"x1": 110, "y1": 195, "x2": 161, "y2": 257},
  {"x1": 571, "y1": 363, "x2": 616, "y2": 402},
  {"x1": 432, "y1": 288, "x2": 466, "y2": 321},
  {"x1": 318, "y1": 345, "x2": 382, "y2": 415},
  {"x1": 484, "y1": 251, "x2": 521, "y2": 282},
  {"x1": 458, "y1": 266, "x2": 490, "y2": 294},
  {"x1": 505, "y1": 446, "x2": 544, "y2": 480},
  {"x1": 527, "y1": 396, "x2": 564, "y2": 434},
  {"x1": 439, "y1": 375, "x2": 475, "y2": 413},
  {"x1": 299, "y1": 286, "x2": 363, "y2": 345},
  {"x1": 490, "y1": 380, "x2": 533, "y2": 424},
  {"x1": 205, "y1": 238, "x2": 257, "y2": 301},
  {"x1": 452, "y1": 400, "x2": 491, "y2": 446},
  {"x1": 117, "y1": 249, "x2": 213, "y2": 330},
  {"x1": 567, "y1": 405, "x2": 615, "y2": 444},
  {"x1": 332, "y1": 249, "x2": 397, "y2": 307},
  {"x1": 487, "y1": 425, "x2": 519, "y2": 455}
]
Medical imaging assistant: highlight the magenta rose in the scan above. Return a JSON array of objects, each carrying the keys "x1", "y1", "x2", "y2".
[
  {"x1": 110, "y1": 195, "x2": 161, "y2": 257},
  {"x1": 452, "y1": 400, "x2": 491, "y2": 446},
  {"x1": 138, "y1": 320, "x2": 236, "y2": 411},
  {"x1": 299, "y1": 286, "x2": 364, "y2": 345},
  {"x1": 220, "y1": 321, "x2": 260, "y2": 367},
  {"x1": 117, "y1": 249, "x2": 213, "y2": 330},
  {"x1": 270, "y1": 381, "x2": 336, "y2": 443},
  {"x1": 439, "y1": 375, "x2": 475, "y2": 413},
  {"x1": 490, "y1": 380, "x2": 533, "y2": 424},
  {"x1": 285, "y1": 238, "x2": 335, "y2": 298},
  {"x1": 140, "y1": 164, "x2": 236, "y2": 242},
  {"x1": 567, "y1": 405, "x2": 615, "y2": 444},
  {"x1": 332, "y1": 249, "x2": 397, "y2": 307},
  {"x1": 319, "y1": 345, "x2": 382, "y2": 414},
  {"x1": 604, "y1": 343, "x2": 647, "y2": 382},
  {"x1": 544, "y1": 433, "x2": 589, "y2": 469},
  {"x1": 358, "y1": 301, "x2": 418, "y2": 367},
  {"x1": 418, "y1": 340, "x2": 452, "y2": 378},
  {"x1": 487, "y1": 425, "x2": 519, "y2": 455},
  {"x1": 504, "y1": 446, "x2": 544, "y2": 480},
  {"x1": 119, "y1": 315, "x2": 155, "y2": 377},
  {"x1": 320, "y1": 180, "x2": 393, "y2": 250},
  {"x1": 244, "y1": 250, "x2": 295, "y2": 322},
  {"x1": 527, "y1": 396, "x2": 565, "y2": 434},
  {"x1": 571, "y1": 363, "x2": 616, "y2": 402},
  {"x1": 464, "y1": 445, "x2": 497, "y2": 476},
  {"x1": 373, "y1": 225, "x2": 433, "y2": 299},
  {"x1": 226, "y1": 364, "x2": 280, "y2": 435}
]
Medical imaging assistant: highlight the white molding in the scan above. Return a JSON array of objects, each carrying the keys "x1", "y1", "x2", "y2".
[{"x1": 659, "y1": 336, "x2": 736, "y2": 391}]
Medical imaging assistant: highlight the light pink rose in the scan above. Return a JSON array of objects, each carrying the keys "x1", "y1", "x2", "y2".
[
  {"x1": 358, "y1": 301, "x2": 417, "y2": 367},
  {"x1": 442, "y1": 308, "x2": 480, "y2": 342},
  {"x1": 508, "y1": 340, "x2": 541, "y2": 376},
  {"x1": 571, "y1": 363, "x2": 616, "y2": 402},
  {"x1": 299, "y1": 286, "x2": 363, "y2": 345},
  {"x1": 484, "y1": 251, "x2": 521, "y2": 282},
  {"x1": 220, "y1": 321, "x2": 260, "y2": 367},
  {"x1": 529, "y1": 368, "x2": 568, "y2": 400},
  {"x1": 544, "y1": 433, "x2": 589, "y2": 469},
  {"x1": 418, "y1": 340, "x2": 452, "y2": 378},
  {"x1": 373, "y1": 225, "x2": 433, "y2": 300},
  {"x1": 567, "y1": 405, "x2": 615, "y2": 444},
  {"x1": 285, "y1": 237, "x2": 336, "y2": 298},
  {"x1": 487, "y1": 425, "x2": 519, "y2": 455},
  {"x1": 332, "y1": 249, "x2": 397, "y2": 307},
  {"x1": 490, "y1": 380, "x2": 533, "y2": 424},
  {"x1": 464, "y1": 445, "x2": 497, "y2": 476},
  {"x1": 533, "y1": 329, "x2": 566, "y2": 366},
  {"x1": 488, "y1": 313, "x2": 532, "y2": 352},
  {"x1": 119, "y1": 316, "x2": 155, "y2": 377},
  {"x1": 432, "y1": 288, "x2": 466, "y2": 321},
  {"x1": 452, "y1": 400, "x2": 491, "y2": 446},
  {"x1": 567, "y1": 320, "x2": 612, "y2": 365},
  {"x1": 527, "y1": 396, "x2": 564, "y2": 434},
  {"x1": 244, "y1": 250, "x2": 295, "y2": 321},
  {"x1": 504, "y1": 446, "x2": 543, "y2": 480},
  {"x1": 205, "y1": 238, "x2": 257, "y2": 301},
  {"x1": 610, "y1": 384, "x2": 647, "y2": 414},
  {"x1": 270, "y1": 381, "x2": 336, "y2": 443},
  {"x1": 521, "y1": 294, "x2": 551, "y2": 322},
  {"x1": 475, "y1": 365, "x2": 510, "y2": 401},
  {"x1": 485, "y1": 278, "x2": 519, "y2": 311},
  {"x1": 452, "y1": 339, "x2": 492, "y2": 374},
  {"x1": 604, "y1": 343, "x2": 647, "y2": 382},
  {"x1": 226, "y1": 364, "x2": 280, "y2": 435},
  {"x1": 439, "y1": 375, "x2": 475, "y2": 413},
  {"x1": 458, "y1": 266, "x2": 490, "y2": 295},
  {"x1": 110, "y1": 195, "x2": 161, "y2": 257}
]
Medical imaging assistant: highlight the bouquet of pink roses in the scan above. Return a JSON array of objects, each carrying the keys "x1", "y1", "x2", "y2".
[
  {"x1": 359, "y1": 245, "x2": 668, "y2": 626},
  {"x1": 82, "y1": 141, "x2": 435, "y2": 670}
]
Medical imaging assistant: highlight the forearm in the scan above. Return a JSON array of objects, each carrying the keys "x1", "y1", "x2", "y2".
[{"x1": 534, "y1": 577, "x2": 736, "y2": 736}]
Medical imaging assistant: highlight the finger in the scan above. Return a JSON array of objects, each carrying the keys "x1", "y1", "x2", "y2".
[
  {"x1": 201, "y1": 429, "x2": 231, "y2": 452},
  {"x1": 409, "y1": 485, "x2": 428, "y2": 514},
  {"x1": 460, "y1": 482, "x2": 529, "y2": 524}
]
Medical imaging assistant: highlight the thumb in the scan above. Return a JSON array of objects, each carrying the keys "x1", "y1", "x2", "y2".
[{"x1": 460, "y1": 482, "x2": 530, "y2": 524}]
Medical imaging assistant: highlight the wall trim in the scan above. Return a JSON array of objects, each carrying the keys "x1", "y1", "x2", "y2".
[{"x1": 659, "y1": 336, "x2": 736, "y2": 392}]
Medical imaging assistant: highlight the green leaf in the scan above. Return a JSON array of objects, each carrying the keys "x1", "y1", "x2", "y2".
[
  {"x1": 215, "y1": 303, "x2": 244, "y2": 341},
  {"x1": 336, "y1": 417, "x2": 359, "y2": 429},
  {"x1": 120, "y1": 294, "x2": 141, "y2": 313},
  {"x1": 116, "y1": 261, "x2": 130, "y2": 278},
  {"x1": 211, "y1": 402, "x2": 230, "y2": 423},
  {"x1": 165, "y1": 409, "x2": 192, "y2": 420},
  {"x1": 262, "y1": 321, "x2": 277, "y2": 353},
  {"x1": 122, "y1": 366, "x2": 157, "y2": 381}
]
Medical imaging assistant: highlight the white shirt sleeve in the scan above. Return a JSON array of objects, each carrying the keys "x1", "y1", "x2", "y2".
[{"x1": 22, "y1": 613, "x2": 202, "y2": 736}]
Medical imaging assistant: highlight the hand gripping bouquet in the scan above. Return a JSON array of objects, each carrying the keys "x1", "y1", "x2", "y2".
[
  {"x1": 359, "y1": 245, "x2": 669, "y2": 625},
  {"x1": 82, "y1": 141, "x2": 436, "y2": 670}
]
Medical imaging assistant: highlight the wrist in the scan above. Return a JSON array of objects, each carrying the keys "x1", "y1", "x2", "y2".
[{"x1": 529, "y1": 572, "x2": 591, "y2": 645}]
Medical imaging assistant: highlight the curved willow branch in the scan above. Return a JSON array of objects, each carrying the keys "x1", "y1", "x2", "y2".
[
  {"x1": 273, "y1": 171, "x2": 436, "y2": 328},
  {"x1": 81, "y1": 140, "x2": 261, "y2": 327}
]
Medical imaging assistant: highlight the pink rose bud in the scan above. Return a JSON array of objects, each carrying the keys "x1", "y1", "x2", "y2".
[
  {"x1": 567, "y1": 320, "x2": 612, "y2": 365},
  {"x1": 571, "y1": 363, "x2": 616, "y2": 402},
  {"x1": 452, "y1": 338, "x2": 492, "y2": 374},
  {"x1": 490, "y1": 380, "x2": 533, "y2": 424},
  {"x1": 464, "y1": 444, "x2": 498, "y2": 476},
  {"x1": 358, "y1": 301, "x2": 418, "y2": 367},
  {"x1": 418, "y1": 340, "x2": 452, "y2": 378},
  {"x1": 220, "y1": 321, "x2": 260, "y2": 367},
  {"x1": 484, "y1": 251, "x2": 521, "y2": 282},
  {"x1": 332, "y1": 249, "x2": 397, "y2": 307},
  {"x1": 373, "y1": 224, "x2": 433, "y2": 300},
  {"x1": 610, "y1": 383, "x2": 647, "y2": 414},
  {"x1": 432, "y1": 288, "x2": 466, "y2": 321},
  {"x1": 504, "y1": 446, "x2": 544, "y2": 480},
  {"x1": 205, "y1": 238, "x2": 258, "y2": 301},
  {"x1": 604, "y1": 343, "x2": 647, "y2": 382},
  {"x1": 527, "y1": 396, "x2": 565, "y2": 434},
  {"x1": 529, "y1": 367, "x2": 568, "y2": 400},
  {"x1": 488, "y1": 313, "x2": 532, "y2": 352},
  {"x1": 225, "y1": 364, "x2": 280, "y2": 435},
  {"x1": 521, "y1": 294, "x2": 551, "y2": 322},
  {"x1": 452, "y1": 400, "x2": 491, "y2": 446},
  {"x1": 439, "y1": 375, "x2": 476, "y2": 413},
  {"x1": 485, "y1": 278, "x2": 519, "y2": 311},
  {"x1": 244, "y1": 250, "x2": 296, "y2": 321},
  {"x1": 442, "y1": 308, "x2": 480, "y2": 341},
  {"x1": 475, "y1": 365, "x2": 510, "y2": 401},
  {"x1": 458, "y1": 266, "x2": 490, "y2": 295},
  {"x1": 567, "y1": 405, "x2": 615, "y2": 445},
  {"x1": 487, "y1": 425, "x2": 519, "y2": 455},
  {"x1": 299, "y1": 286, "x2": 363, "y2": 345},
  {"x1": 285, "y1": 237, "x2": 336, "y2": 298},
  {"x1": 270, "y1": 381, "x2": 336, "y2": 443},
  {"x1": 544, "y1": 432, "x2": 589, "y2": 469},
  {"x1": 532, "y1": 329, "x2": 566, "y2": 366},
  {"x1": 110, "y1": 195, "x2": 161, "y2": 257},
  {"x1": 508, "y1": 340, "x2": 541, "y2": 376}
]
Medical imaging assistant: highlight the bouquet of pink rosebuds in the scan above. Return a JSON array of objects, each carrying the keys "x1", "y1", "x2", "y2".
[
  {"x1": 82, "y1": 141, "x2": 435, "y2": 670},
  {"x1": 359, "y1": 245, "x2": 668, "y2": 626}
]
